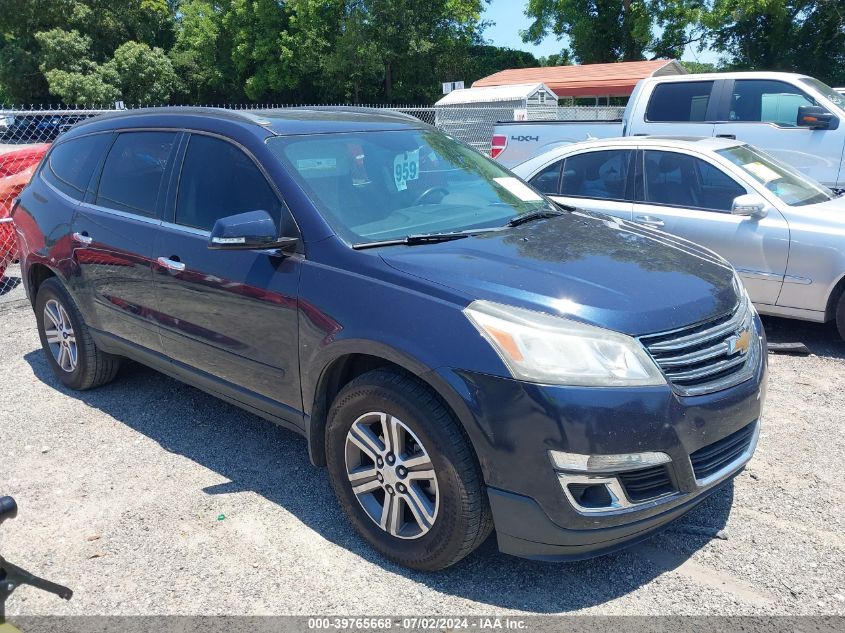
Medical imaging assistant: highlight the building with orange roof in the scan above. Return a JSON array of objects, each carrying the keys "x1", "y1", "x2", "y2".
[{"x1": 473, "y1": 60, "x2": 687, "y2": 100}]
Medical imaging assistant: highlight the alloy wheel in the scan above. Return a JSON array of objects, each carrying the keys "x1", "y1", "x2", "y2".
[
  {"x1": 43, "y1": 298, "x2": 77, "y2": 373},
  {"x1": 344, "y1": 412, "x2": 440, "y2": 539}
]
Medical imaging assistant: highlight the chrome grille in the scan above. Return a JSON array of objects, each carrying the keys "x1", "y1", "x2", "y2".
[{"x1": 640, "y1": 297, "x2": 758, "y2": 396}]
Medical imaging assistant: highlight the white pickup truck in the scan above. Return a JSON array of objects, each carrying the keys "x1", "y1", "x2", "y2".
[{"x1": 492, "y1": 71, "x2": 845, "y2": 187}]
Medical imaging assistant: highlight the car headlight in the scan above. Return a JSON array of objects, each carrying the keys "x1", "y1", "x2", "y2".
[
  {"x1": 463, "y1": 300, "x2": 666, "y2": 387},
  {"x1": 732, "y1": 268, "x2": 756, "y2": 315}
]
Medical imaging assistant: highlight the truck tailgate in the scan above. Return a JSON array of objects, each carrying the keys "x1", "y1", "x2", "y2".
[{"x1": 493, "y1": 121, "x2": 624, "y2": 168}]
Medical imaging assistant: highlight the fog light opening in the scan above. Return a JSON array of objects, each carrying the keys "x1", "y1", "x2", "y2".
[{"x1": 567, "y1": 482, "x2": 614, "y2": 509}]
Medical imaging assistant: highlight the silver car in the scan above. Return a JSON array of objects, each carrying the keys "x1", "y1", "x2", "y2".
[{"x1": 512, "y1": 136, "x2": 845, "y2": 338}]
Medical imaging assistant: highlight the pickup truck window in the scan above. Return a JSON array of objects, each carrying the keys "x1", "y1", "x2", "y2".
[
  {"x1": 642, "y1": 151, "x2": 745, "y2": 212},
  {"x1": 560, "y1": 150, "x2": 632, "y2": 201},
  {"x1": 729, "y1": 80, "x2": 814, "y2": 126},
  {"x1": 645, "y1": 81, "x2": 714, "y2": 122},
  {"x1": 716, "y1": 144, "x2": 832, "y2": 207},
  {"x1": 267, "y1": 130, "x2": 556, "y2": 243}
]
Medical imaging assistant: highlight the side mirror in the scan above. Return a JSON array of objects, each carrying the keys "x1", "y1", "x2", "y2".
[
  {"x1": 797, "y1": 105, "x2": 838, "y2": 130},
  {"x1": 208, "y1": 210, "x2": 298, "y2": 254},
  {"x1": 731, "y1": 194, "x2": 768, "y2": 219}
]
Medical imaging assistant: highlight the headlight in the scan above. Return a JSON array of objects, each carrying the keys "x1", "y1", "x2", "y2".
[
  {"x1": 732, "y1": 268, "x2": 756, "y2": 314},
  {"x1": 463, "y1": 300, "x2": 666, "y2": 387}
]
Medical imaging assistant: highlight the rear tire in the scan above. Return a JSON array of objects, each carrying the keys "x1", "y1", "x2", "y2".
[
  {"x1": 325, "y1": 369, "x2": 492, "y2": 571},
  {"x1": 35, "y1": 277, "x2": 120, "y2": 390}
]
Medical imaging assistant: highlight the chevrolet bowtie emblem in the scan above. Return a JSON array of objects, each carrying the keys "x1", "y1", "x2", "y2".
[{"x1": 727, "y1": 329, "x2": 751, "y2": 355}]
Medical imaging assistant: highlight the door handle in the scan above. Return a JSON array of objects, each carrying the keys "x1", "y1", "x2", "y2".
[
  {"x1": 71, "y1": 232, "x2": 93, "y2": 246},
  {"x1": 634, "y1": 215, "x2": 665, "y2": 228},
  {"x1": 157, "y1": 256, "x2": 186, "y2": 272},
  {"x1": 716, "y1": 134, "x2": 736, "y2": 139}
]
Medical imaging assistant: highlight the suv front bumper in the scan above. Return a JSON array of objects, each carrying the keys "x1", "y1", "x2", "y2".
[{"x1": 429, "y1": 318, "x2": 767, "y2": 560}]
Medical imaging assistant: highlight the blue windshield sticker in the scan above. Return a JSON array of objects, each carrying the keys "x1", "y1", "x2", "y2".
[{"x1": 394, "y1": 149, "x2": 420, "y2": 191}]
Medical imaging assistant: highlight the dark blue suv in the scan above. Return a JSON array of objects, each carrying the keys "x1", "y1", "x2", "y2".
[{"x1": 13, "y1": 108, "x2": 767, "y2": 570}]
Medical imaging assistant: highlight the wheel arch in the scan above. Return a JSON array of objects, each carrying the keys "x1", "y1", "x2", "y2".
[
  {"x1": 304, "y1": 342, "x2": 476, "y2": 469},
  {"x1": 26, "y1": 261, "x2": 60, "y2": 307},
  {"x1": 824, "y1": 270, "x2": 845, "y2": 321}
]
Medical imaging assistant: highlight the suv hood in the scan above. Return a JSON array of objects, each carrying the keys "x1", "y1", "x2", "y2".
[{"x1": 380, "y1": 211, "x2": 738, "y2": 336}]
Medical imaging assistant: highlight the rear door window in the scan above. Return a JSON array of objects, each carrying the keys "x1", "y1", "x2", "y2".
[
  {"x1": 529, "y1": 160, "x2": 563, "y2": 195},
  {"x1": 43, "y1": 133, "x2": 112, "y2": 200},
  {"x1": 560, "y1": 150, "x2": 632, "y2": 201},
  {"x1": 175, "y1": 134, "x2": 283, "y2": 232},
  {"x1": 646, "y1": 81, "x2": 715, "y2": 122},
  {"x1": 95, "y1": 131, "x2": 177, "y2": 217}
]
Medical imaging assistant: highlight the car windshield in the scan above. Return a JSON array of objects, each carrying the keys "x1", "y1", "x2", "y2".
[
  {"x1": 716, "y1": 144, "x2": 833, "y2": 207},
  {"x1": 266, "y1": 129, "x2": 556, "y2": 244},
  {"x1": 800, "y1": 77, "x2": 845, "y2": 113}
]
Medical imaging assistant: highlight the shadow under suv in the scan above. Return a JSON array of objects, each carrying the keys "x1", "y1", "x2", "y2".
[{"x1": 12, "y1": 107, "x2": 767, "y2": 570}]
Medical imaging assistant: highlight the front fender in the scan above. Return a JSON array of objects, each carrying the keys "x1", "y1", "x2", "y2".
[{"x1": 296, "y1": 258, "x2": 506, "y2": 467}]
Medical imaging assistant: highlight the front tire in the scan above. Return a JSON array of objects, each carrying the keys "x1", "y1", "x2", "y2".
[
  {"x1": 325, "y1": 369, "x2": 492, "y2": 571},
  {"x1": 836, "y1": 291, "x2": 845, "y2": 341},
  {"x1": 35, "y1": 277, "x2": 120, "y2": 390}
]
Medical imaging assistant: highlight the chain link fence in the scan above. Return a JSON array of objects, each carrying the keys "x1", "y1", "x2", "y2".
[
  {"x1": 0, "y1": 102, "x2": 622, "y2": 303},
  {"x1": 433, "y1": 105, "x2": 625, "y2": 153},
  {"x1": 0, "y1": 102, "x2": 623, "y2": 150},
  {"x1": 0, "y1": 141, "x2": 49, "y2": 304}
]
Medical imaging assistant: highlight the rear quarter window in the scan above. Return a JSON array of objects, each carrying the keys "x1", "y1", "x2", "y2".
[
  {"x1": 42, "y1": 133, "x2": 112, "y2": 200},
  {"x1": 646, "y1": 81, "x2": 715, "y2": 122}
]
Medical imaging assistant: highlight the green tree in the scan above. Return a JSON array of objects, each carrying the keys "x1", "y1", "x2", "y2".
[
  {"x1": 680, "y1": 60, "x2": 718, "y2": 73},
  {"x1": 522, "y1": 0, "x2": 703, "y2": 63},
  {"x1": 170, "y1": 0, "x2": 238, "y2": 102},
  {"x1": 290, "y1": 0, "x2": 488, "y2": 103},
  {"x1": 538, "y1": 50, "x2": 572, "y2": 66},
  {"x1": 41, "y1": 67, "x2": 120, "y2": 105},
  {"x1": 703, "y1": 1, "x2": 845, "y2": 85},
  {"x1": 0, "y1": 0, "x2": 80, "y2": 102},
  {"x1": 105, "y1": 41, "x2": 181, "y2": 104},
  {"x1": 0, "y1": 0, "x2": 178, "y2": 103},
  {"x1": 33, "y1": 28, "x2": 119, "y2": 104},
  {"x1": 225, "y1": 0, "x2": 297, "y2": 101}
]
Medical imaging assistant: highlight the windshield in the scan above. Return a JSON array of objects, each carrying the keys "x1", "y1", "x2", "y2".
[
  {"x1": 716, "y1": 144, "x2": 833, "y2": 207},
  {"x1": 800, "y1": 77, "x2": 845, "y2": 113},
  {"x1": 266, "y1": 129, "x2": 556, "y2": 244}
]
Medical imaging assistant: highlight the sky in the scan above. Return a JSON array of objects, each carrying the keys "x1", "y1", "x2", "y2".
[{"x1": 481, "y1": 0, "x2": 720, "y2": 65}]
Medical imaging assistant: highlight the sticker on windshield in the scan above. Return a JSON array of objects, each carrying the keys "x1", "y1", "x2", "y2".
[
  {"x1": 297, "y1": 157, "x2": 337, "y2": 172},
  {"x1": 743, "y1": 161, "x2": 781, "y2": 184},
  {"x1": 493, "y1": 177, "x2": 543, "y2": 202},
  {"x1": 394, "y1": 149, "x2": 420, "y2": 191}
]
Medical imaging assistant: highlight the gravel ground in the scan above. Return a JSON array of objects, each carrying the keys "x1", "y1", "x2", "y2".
[{"x1": 1, "y1": 273, "x2": 843, "y2": 617}]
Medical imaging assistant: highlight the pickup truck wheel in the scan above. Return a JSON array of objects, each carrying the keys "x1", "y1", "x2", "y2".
[
  {"x1": 325, "y1": 369, "x2": 492, "y2": 571},
  {"x1": 35, "y1": 277, "x2": 120, "y2": 390},
  {"x1": 837, "y1": 291, "x2": 845, "y2": 341}
]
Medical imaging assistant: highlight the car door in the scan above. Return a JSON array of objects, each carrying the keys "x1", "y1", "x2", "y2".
[
  {"x1": 632, "y1": 148, "x2": 790, "y2": 306},
  {"x1": 527, "y1": 148, "x2": 634, "y2": 220},
  {"x1": 71, "y1": 130, "x2": 179, "y2": 353},
  {"x1": 152, "y1": 132, "x2": 303, "y2": 418},
  {"x1": 712, "y1": 79, "x2": 845, "y2": 186}
]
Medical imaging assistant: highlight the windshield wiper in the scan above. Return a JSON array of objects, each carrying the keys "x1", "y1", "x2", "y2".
[
  {"x1": 353, "y1": 232, "x2": 472, "y2": 250},
  {"x1": 506, "y1": 208, "x2": 567, "y2": 227}
]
